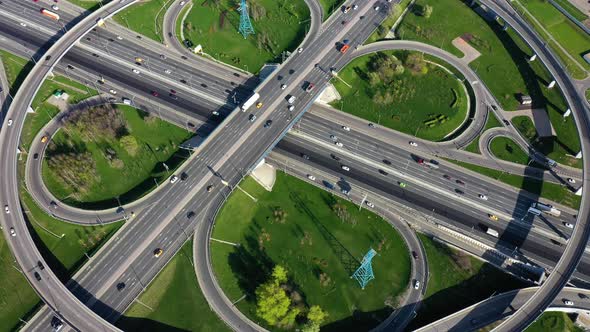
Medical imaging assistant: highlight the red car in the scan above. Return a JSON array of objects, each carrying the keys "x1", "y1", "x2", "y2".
[
  {"x1": 170, "y1": 89, "x2": 177, "y2": 94},
  {"x1": 417, "y1": 158, "x2": 424, "y2": 164},
  {"x1": 151, "y1": 91, "x2": 159, "y2": 97}
]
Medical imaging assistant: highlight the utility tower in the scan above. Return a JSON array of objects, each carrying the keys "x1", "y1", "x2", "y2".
[
  {"x1": 238, "y1": 0, "x2": 255, "y2": 39},
  {"x1": 351, "y1": 248, "x2": 377, "y2": 289}
]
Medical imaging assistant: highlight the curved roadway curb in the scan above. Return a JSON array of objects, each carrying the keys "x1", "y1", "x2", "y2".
[{"x1": 0, "y1": 2, "x2": 139, "y2": 331}]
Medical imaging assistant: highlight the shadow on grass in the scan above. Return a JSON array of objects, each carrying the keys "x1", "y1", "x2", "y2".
[
  {"x1": 115, "y1": 316, "x2": 190, "y2": 332},
  {"x1": 227, "y1": 235, "x2": 274, "y2": 300},
  {"x1": 321, "y1": 307, "x2": 393, "y2": 332}
]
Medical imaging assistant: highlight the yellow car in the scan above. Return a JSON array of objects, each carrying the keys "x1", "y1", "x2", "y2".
[
  {"x1": 153, "y1": 248, "x2": 163, "y2": 258},
  {"x1": 41, "y1": 136, "x2": 48, "y2": 143},
  {"x1": 256, "y1": 102, "x2": 263, "y2": 108},
  {"x1": 488, "y1": 214, "x2": 498, "y2": 221},
  {"x1": 135, "y1": 57, "x2": 144, "y2": 63}
]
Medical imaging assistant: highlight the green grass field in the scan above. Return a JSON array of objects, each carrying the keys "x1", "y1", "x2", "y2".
[
  {"x1": 114, "y1": 0, "x2": 174, "y2": 42},
  {"x1": 449, "y1": 159, "x2": 581, "y2": 209},
  {"x1": 397, "y1": 0, "x2": 582, "y2": 167},
  {"x1": 117, "y1": 241, "x2": 230, "y2": 332},
  {"x1": 67, "y1": 0, "x2": 103, "y2": 10},
  {"x1": 42, "y1": 105, "x2": 192, "y2": 209},
  {"x1": 524, "y1": 312, "x2": 582, "y2": 332},
  {"x1": 464, "y1": 113, "x2": 502, "y2": 154},
  {"x1": 331, "y1": 51, "x2": 469, "y2": 141},
  {"x1": 212, "y1": 173, "x2": 411, "y2": 331},
  {"x1": 182, "y1": 0, "x2": 309, "y2": 73},
  {"x1": 318, "y1": 0, "x2": 345, "y2": 18},
  {"x1": 408, "y1": 234, "x2": 528, "y2": 329},
  {"x1": 514, "y1": 0, "x2": 590, "y2": 79},
  {"x1": 366, "y1": 0, "x2": 412, "y2": 43},
  {"x1": 489, "y1": 136, "x2": 531, "y2": 165},
  {"x1": 552, "y1": 0, "x2": 588, "y2": 22}
]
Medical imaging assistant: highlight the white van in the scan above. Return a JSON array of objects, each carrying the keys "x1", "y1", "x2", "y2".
[
  {"x1": 528, "y1": 207, "x2": 542, "y2": 216},
  {"x1": 122, "y1": 98, "x2": 132, "y2": 105},
  {"x1": 287, "y1": 95, "x2": 296, "y2": 104}
]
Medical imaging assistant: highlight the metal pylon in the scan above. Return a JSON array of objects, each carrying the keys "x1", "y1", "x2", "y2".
[
  {"x1": 238, "y1": 0, "x2": 255, "y2": 39},
  {"x1": 351, "y1": 249, "x2": 377, "y2": 289}
]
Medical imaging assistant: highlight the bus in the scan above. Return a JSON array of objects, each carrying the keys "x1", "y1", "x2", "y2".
[{"x1": 40, "y1": 8, "x2": 60, "y2": 21}]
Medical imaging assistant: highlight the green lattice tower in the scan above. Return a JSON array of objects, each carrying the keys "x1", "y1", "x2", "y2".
[
  {"x1": 351, "y1": 248, "x2": 377, "y2": 289},
  {"x1": 238, "y1": 0, "x2": 255, "y2": 39}
]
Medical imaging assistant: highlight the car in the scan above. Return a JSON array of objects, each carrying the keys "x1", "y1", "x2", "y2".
[
  {"x1": 443, "y1": 174, "x2": 451, "y2": 180},
  {"x1": 455, "y1": 189, "x2": 464, "y2": 195},
  {"x1": 414, "y1": 280, "x2": 420, "y2": 290},
  {"x1": 567, "y1": 178, "x2": 576, "y2": 184},
  {"x1": 491, "y1": 105, "x2": 498, "y2": 111},
  {"x1": 153, "y1": 248, "x2": 163, "y2": 257},
  {"x1": 169, "y1": 94, "x2": 178, "y2": 100},
  {"x1": 374, "y1": 5, "x2": 380, "y2": 10},
  {"x1": 330, "y1": 154, "x2": 340, "y2": 161},
  {"x1": 9, "y1": 227, "x2": 16, "y2": 237},
  {"x1": 330, "y1": 135, "x2": 337, "y2": 141},
  {"x1": 4, "y1": 205, "x2": 9, "y2": 214},
  {"x1": 187, "y1": 211, "x2": 195, "y2": 219},
  {"x1": 41, "y1": 136, "x2": 48, "y2": 143},
  {"x1": 368, "y1": 123, "x2": 375, "y2": 128},
  {"x1": 399, "y1": 182, "x2": 407, "y2": 188},
  {"x1": 564, "y1": 222, "x2": 574, "y2": 229},
  {"x1": 180, "y1": 0, "x2": 186, "y2": 5},
  {"x1": 116, "y1": 282, "x2": 126, "y2": 291},
  {"x1": 180, "y1": 172, "x2": 188, "y2": 181},
  {"x1": 409, "y1": 141, "x2": 418, "y2": 147},
  {"x1": 335, "y1": 142, "x2": 343, "y2": 147},
  {"x1": 412, "y1": 251, "x2": 418, "y2": 259},
  {"x1": 563, "y1": 299, "x2": 574, "y2": 306},
  {"x1": 212, "y1": 111, "x2": 220, "y2": 116},
  {"x1": 366, "y1": 201, "x2": 375, "y2": 208},
  {"x1": 207, "y1": 185, "x2": 214, "y2": 192},
  {"x1": 256, "y1": 102, "x2": 263, "y2": 108},
  {"x1": 302, "y1": 154, "x2": 310, "y2": 160},
  {"x1": 305, "y1": 83, "x2": 315, "y2": 92},
  {"x1": 383, "y1": 159, "x2": 392, "y2": 165},
  {"x1": 37, "y1": 261, "x2": 44, "y2": 270},
  {"x1": 20, "y1": 22, "x2": 27, "y2": 27},
  {"x1": 353, "y1": 4, "x2": 358, "y2": 9},
  {"x1": 249, "y1": 114, "x2": 257, "y2": 122},
  {"x1": 502, "y1": 119, "x2": 511, "y2": 126},
  {"x1": 343, "y1": 5, "x2": 351, "y2": 13},
  {"x1": 287, "y1": 95, "x2": 296, "y2": 103},
  {"x1": 51, "y1": 4, "x2": 59, "y2": 10},
  {"x1": 7, "y1": 119, "x2": 13, "y2": 126},
  {"x1": 151, "y1": 91, "x2": 159, "y2": 97},
  {"x1": 34, "y1": 272, "x2": 41, "y2": 281},
  {"x1": 264, "y1": 120, "x2": 273, "y2": 128},
  {"x1": 478, "y1": 194, "x2": 488, "y2": 200},
  {"x1": 288, "y1": 105, "x2": 295, "y2": 112},
  {"x1": 307, "y1": 175, "x2": 316, "y2": 181},
  {"x1": 281, "y1": 84, "x2": 287, "y2": 90},
  {"x1": 341, "y1": 165, "x2": 350, "y2": 171},
  {"x1": 297, "y1": 47, "x2": 303, "y2": 53},
  {"x1": 109, "y1": 89, "x2": 117, "y2": 94},
  {"x1": 130, "y1": 211, "x2": 135, "y2": 218},
  {"x1": 132, "y1": 69, "x2": 140, "y2": 74},
  {"x1": 33, "y1": 153, "x2": 39, "y2": 160},
  {"x1": 378, "y1": 169, "x2": 388, "y2": 176},
  {"x1": 188, "y1": 122, "x2": 195, "y2": 128},
  {"x1": 50, "y1": 201, "x2": 58, "y2": 209},
  {"x1": 488, "y1": 214, "x2": 499, "y2": 221},
  {"x1": 341, "y1": 20, "x2": 348, "y2": 25},
  {"x1": 169, "y1": 175, "x2": 178, "y2": 184},
  {"x1": 417, "y1": 158, "x2": 425, "y2": 165},
  {"x1": 116, "y1": 35, "x2": 123, "y2": 40},
  {"x1": 165, "y1": 69, "x2": 172, "y2": 74},
  {"x1": 456, "y1": 179, "x2": 465, "y2": 185},
  {"x1": 342, "y1": 126, "x2": 350, "y2": 131}
]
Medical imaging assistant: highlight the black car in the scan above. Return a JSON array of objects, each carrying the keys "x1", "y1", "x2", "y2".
[
  {"x1": 187, "y1": 211, "x2": 195, "y2": 219},
  {"x1": 180, "y1": 172, "x2": 188, "y2": 181},
  {"x1": 368, "y1": 123, "x2": 375, "y2": 128},
  {"x1": 330, "y1": 154, "x2": 340, "y2": 161},
  {"x1": 412, "y1": 251, "x2": 418, "y2": 259},
  {"x1": 456, "y1": 179, "x2": 465, "y2": 185},
  {"x1": 443, "y1": 174, "x2": 451, "y2": 180},
  {"x1": 378, "y1": 169, "x2": 388, "y2": 176},
  {"x1": 503, "y1": 119, "x2": 511, "y2": 126},
  {"x1": 264, "y1": 120, "x2": 273, "y2": 128},
  {"x1": 33, "y1": 153, "x2": 39, "y2": 160},
  {"x1": 383, "y1": 159, "x2": 392, "y2": 165},
  {"x1": 455, "y1": 189, "x2": 464, "y2": 195},
  {"x1": 116, "y1": 282, "x2": 126, "y2": 291},
  {"x1": 34, "y1": 272, "x2": 41, "y2": 281},
  {"x1": 37, "y1": 261, "x2": 45, "y2": 270},
  {"x1": 302, "y1": 153, "x2": 310, "y2": 160}
]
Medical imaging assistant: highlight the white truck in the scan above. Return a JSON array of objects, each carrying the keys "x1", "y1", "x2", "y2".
[
  {"x1": 486, "y1": 228, "x2": 499, "y2": 237},
  {"x1": 532, "y1": 202, "x2": 561, "y2": 217},
  {"x1": 241, "y1": 93, "x2": 260, "y2": 112}
]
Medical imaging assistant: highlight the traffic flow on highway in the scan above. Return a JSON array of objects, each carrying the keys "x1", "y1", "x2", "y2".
[{"x1": 0, "y1": 0, "x2": 588, "y2": 331}]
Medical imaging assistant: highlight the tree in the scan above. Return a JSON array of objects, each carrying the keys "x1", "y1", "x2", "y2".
[
  {"x1": 307, "y1": 305, "x2": 328, "y2": 325},
  {"x1": 278, "y1": 308, "x2": 300, "y2": 328},
  {"x1": 301, "y1": 322, "x2": 321, "y2": 332},
  {"x1": 405, "y1": 53, "x2": 427, "y2": 75},
  {"x1": 119, "y1": 135, "x2": 139, "y2": 156},
  {"x1": 271, "y1": 265, "x2": 288, "y2": 284},
  {"x1": 423, "y1": 5, "x2": 433, "y2": 18},
  {"x1": 255, "y1": 279, "x2": 291, "y2": 325}
]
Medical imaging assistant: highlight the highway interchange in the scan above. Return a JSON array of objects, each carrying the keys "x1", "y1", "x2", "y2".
[{"x1": 0, "y1": 0, "x2": 589, "y2": 331}]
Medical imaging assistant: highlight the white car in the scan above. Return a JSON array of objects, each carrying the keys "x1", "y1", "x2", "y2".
[
  {"x1": 366, "y1": 201, "x2": 375, "y2": 208},
  {"x1": 341, "y1": 189, "x2": 349, "y2": 195},
  {"x1": 567, "y1": 178, "x2": 576, "y2": 184},
  {"x1": 330, "y1": 135, "x2": 337, "y2": 141},
  {"x1": 409, "y1": 141, "x2": 418, "y2": 147},
  {"x1": 116, "y1": 35, "x2": 123, "y2": 40},
  {"x1": 132, "y1": 69, "x2": 140, "y2": 74},
  {"x1": 297, "y1": 47, "x2": 303, "y2": 53},
  {"x1": 307, "y1": 175, "x2": 316, "y2": 181},
  {"x1": 288, "y1": 105, "x2": 294, "y2": 112},
  {"x1": 20, "y1": 22, "x2": 27, "y2": 27},
  {"x1": 165, "y1": 69, "x2": 172, "y2": 74},
  {"x1": 4, "y1": 205, "x2": 9, "y2": 214},
  {"x1": 478, "y1": 194, "x2": 488, "y2": 200},
  {"x1": 414, "y1": 280, "x2": 420, "y2": 290},
  {"x1": 51, "y1": 4, "x2": 59, "y2": 10},
  {"x1": 353, "y1": 4, "x2": 358, "y2": 10},
  {"x1": 180, "y1": 0, "x2": 186, "y2": 5},
  {"x1": 169, "y1": 175, "x2": 179, "y2": 184},
  {"x1": 335, "y1": 142, "x2": 343, "y2": 147},
  {"x1": 564, "y1": 222, "x2": 574, "y2": 229},
  {"x1": 563, "y1": 299, "x2": 574, "y2": 306},
  {"x1": 9, "y1": 227, "x2": 16, "y2": 237},
  {"x1": 109, "y1": 89, "x2": 117, "y2": 94},
  {"x1": 374, "y1": 6, "x2": 380, "y2": 10},
  {"x1": 7, "y1": 119, "x2": 13, "y2": 126},
  {"x1": 341, "y1": 165, "x2": 350, "y2": 171},
  {"x1": 341, "y1": 126, "x2": 350, "y2": 131},
  {"x1": 281, "y1": 84, "x2": 287, "y2": 90}
]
